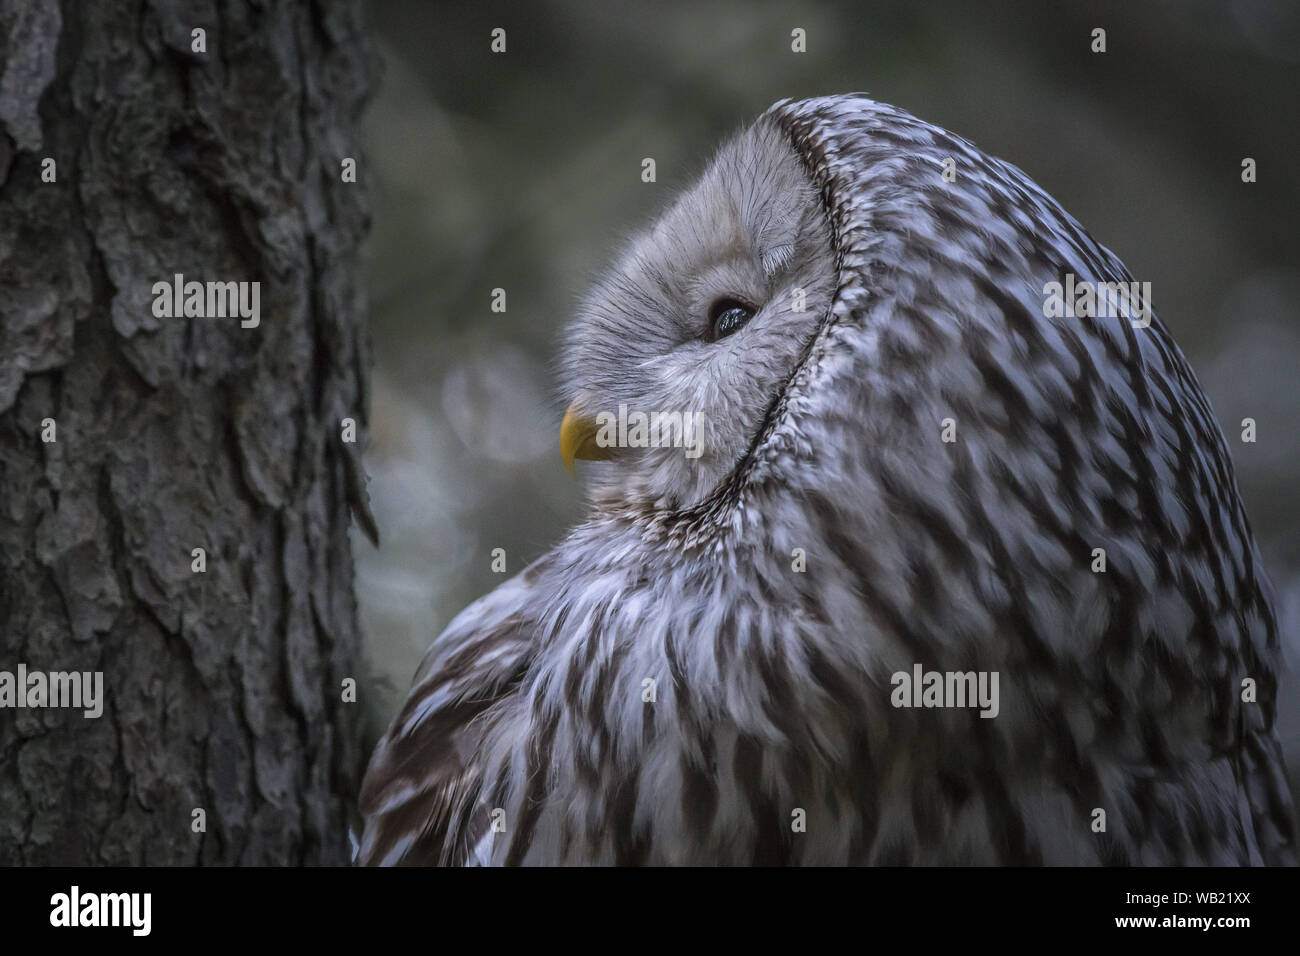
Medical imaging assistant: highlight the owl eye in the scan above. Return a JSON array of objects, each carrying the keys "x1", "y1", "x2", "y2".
[{"x1": 707, "y1": 298, "x2": 755, "y2": 341}]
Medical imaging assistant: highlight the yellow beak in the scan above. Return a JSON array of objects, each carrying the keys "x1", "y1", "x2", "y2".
[{"x1": 560, "y1": 404, "x2": 614, "y2": 473}]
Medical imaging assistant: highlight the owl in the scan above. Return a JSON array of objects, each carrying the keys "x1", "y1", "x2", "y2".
[{"x1": 359, "y1": 94, "x2": 1296, "y2": 866}]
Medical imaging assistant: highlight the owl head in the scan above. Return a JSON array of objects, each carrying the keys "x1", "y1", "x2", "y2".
[{"x1": 559, "y1": 117, "x2": 836, "y2": 512}]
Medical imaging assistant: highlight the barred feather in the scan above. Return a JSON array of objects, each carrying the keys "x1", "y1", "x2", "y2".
[{"x1": 359, "y1": 94, "x2": 1296, "y2": 866}]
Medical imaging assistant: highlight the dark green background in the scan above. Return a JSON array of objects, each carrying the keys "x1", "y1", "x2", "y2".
[{"x1": 356, "y1": 0, "x2": 1300, "y2": 789}]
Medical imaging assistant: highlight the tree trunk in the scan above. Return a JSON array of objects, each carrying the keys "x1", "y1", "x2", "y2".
[{"x1": 0, "y1": 0, "x2": 374, "y2": 864}]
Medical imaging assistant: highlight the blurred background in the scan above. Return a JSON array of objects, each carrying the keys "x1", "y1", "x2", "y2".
[{"x1": 354, "y1": 0, "x2": 1300, "y2": 790}]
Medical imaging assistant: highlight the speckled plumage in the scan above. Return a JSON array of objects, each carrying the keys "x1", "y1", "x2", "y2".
[{"x1": 359, "y1": 94, "x2": 1296, "y2": 866}]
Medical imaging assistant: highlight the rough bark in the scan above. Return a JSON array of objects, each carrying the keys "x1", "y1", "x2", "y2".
[{"x1": 0, "y1": 0, "x2": 374, "y2": 864}]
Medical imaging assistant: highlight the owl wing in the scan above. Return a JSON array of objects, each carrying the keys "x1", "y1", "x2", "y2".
[
  {"x1": 1239, "y1": 696, "x2": 1298, "y2": 865},
  {"x1": 357, "y1": 557, "x2": 549, "y2": 866}
]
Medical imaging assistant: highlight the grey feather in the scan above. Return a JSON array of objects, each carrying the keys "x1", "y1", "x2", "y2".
[{"x1": 359, "y1": 94, "x2": 1297, "y2": 866}]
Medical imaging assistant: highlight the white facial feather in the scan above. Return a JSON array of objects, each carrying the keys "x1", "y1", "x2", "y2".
[{"x1": 561, "y1": 118, "x2": 837, "y2": 511}]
